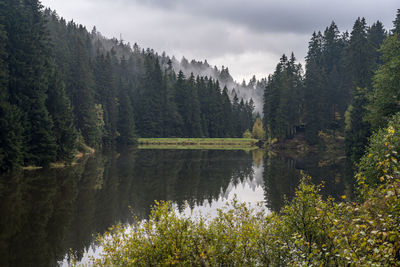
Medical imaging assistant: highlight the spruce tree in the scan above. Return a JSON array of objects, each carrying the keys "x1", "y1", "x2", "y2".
[
  {"x1": 0, "y1": 14, "x2": 23, "y2": 171},
  {"x1": 367, "y1": 32, "x2": 400, "y2": 129},
  {"x1": 174, "y1": 71, "x2": 189, "y2": 136},
  {"x1": 68, "y1": 31, "x2": 102, "y2": 148},
  {"x1": 221, "y1": 86, "x2": 233, "y2": 137},
  {"x1": 187, "y1": 73, "x2": 203, "y2": 137},
  {"x1": 392, "y1": 9, "x2": 400, "y2": 35},
  {"x1": 94, "y1": 52, "x2": 118, "y2": 146},
  {"x1": 46, "y1": 71, "x2": 77, "y2": 163},
  {"x1": 5, "y1": 0, "x2": 57, "y2": 166},
  {"x1": 368, "y1": 21, "x2": 387, "y2": 65},
  {"x1": 304, "y1": 32, "x2": 325, "y2": 144},
  {"x1": 117, "y1": 79, "x2": 136, "y2": 145},
  {"x1": 344, "y1": 18, "x2": 377, "y2": 162}
]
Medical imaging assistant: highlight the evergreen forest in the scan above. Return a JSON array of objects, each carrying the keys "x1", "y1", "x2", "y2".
[
  {"x1": 263, "y1": 14, "x2": 400, "y2": 165},
  {"x1": 0, "y1": 2, "x2": 256, "y2": 172}
]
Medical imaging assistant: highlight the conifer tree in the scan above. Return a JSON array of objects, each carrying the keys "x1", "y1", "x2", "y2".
[
  {"x1": 344, "y1": 18, "x2": 379, "y2": 162},
  {"x1": 367, "y1": 32, "x2": 400, "y2": 129},
  {"x1": 368, "y1": 21, "x2": 387, "y2": 65},
  {"x1": 392, "y1": 9, "x2": 400, "y2": 35},
  {"x1": 68, "y1": 30, "x2": 102, "y2": 148},
  {"x1": 117, "y1": 79, "x2": 136, "y2": 145},
  {"x1": 187, "y1": 73, "x2": 203, "y2": 137},
  {"x1": 46, "y1": 71, "x2": 77, "y2": 162},
  {"x1": 304, "y1": 32, "x2": 325, "y2": 144},
  {"x1": 5, "y1": 0, "x2": 57, "y2": 166},
  {"x1": 0, "y1": 13, "x2": 23, "y2": 171},
  {"x1": 94, "y1": 52, "x2": 118, "y2": 146},
  {"x1": 221, "y1": 86, "x2": 233, "y2": 137}
]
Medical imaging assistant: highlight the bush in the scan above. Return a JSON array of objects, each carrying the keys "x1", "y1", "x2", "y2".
[
  {"x1": 242, "y1": 129, "x2": 252, "y2": 139},
  {"x1": 358, "y1": 112, "x2": 400, "y2": 186}
]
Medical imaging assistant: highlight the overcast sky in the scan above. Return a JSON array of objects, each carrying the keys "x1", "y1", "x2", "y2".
[{"x1": 41, "y1": 0, "x2": 398, "y2": 82}]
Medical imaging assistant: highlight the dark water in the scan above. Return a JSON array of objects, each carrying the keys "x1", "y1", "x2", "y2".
[{"x1": 0, "y1": 149, "x2": 353, "y2": 266}]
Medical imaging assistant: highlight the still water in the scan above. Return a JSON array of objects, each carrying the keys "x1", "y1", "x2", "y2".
[{"x1": 0, "y1": 149, "x2": 353, "y2": 266}]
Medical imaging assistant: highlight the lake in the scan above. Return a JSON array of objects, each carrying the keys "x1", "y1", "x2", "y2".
[{"x1": 0, "y1": 149, "x2": 353, "y2": 266}]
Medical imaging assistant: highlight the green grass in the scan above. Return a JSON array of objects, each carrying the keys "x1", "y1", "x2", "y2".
[{"x1": 138, "y1": 138, "x2": 259, "y2": 150}]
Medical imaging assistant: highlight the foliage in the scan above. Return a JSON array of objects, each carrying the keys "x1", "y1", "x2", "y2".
[
  {"x1": 252, "y1": 117, "x2": 266, "y2": 140},
  {"x1": 359, "y1": 112, "x2": 400, "y2": 186},
  {"x1": 263, "y1": 53, "x2": 303, "y2": 141},
  {"x1": 93, "y1": 175, "x2": 400, "y2": 266},
  {"x1": 242, "y1": 129, "x2": 252, "y2": 139},
  {"x1": 367, "y1": 33, "x2": 400, "y2": 129}
]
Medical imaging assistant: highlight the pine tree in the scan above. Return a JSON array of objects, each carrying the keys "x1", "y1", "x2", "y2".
[
  {"x1": 94, "y1": 52, "x2": 118, "y2": 146},
  {"x1": 5, "y1": 0, "x2": 57, "y2": 166},
  {"x1": 368, "y1": 21, "x2": 387, "y2": 65},
  {"x1": 46, "y1": 71, "x2": 77, "y2": 163},
  {"x1": 187, "y1": 73, "x2": 203, "y2": 137},
  {"x1": 392, "y1": 9, "x2": 400, "y2": 35},
  {"x1": 117, "y1": 79, "x2": 137, "y2": 145},
  {"x1": 174, "y1": 70, "x2": 188, "y2": 136},
  {"x1": 68, "y1": 30, "x2": 102, "y2": 148},
  {"x1": 345, "y1": 87, "x2": 370, "y2": 162},
  {"x1": 367, "y1": 32, "x2": 400, "y2": 129},
  {"x1": 322, "y1": 22, "x2": 346, "y2": 133},
  {"x1": 304, "y1": 32, "x2": 325, "y2": 144},
  {"x1": 232, "y1": 93, "x2": 241, "y2": 137},
  {"x1": 0, "y1": 7, "x2": 23, "y2": 171},
  {"x1": 346, "y1": 17, "x2": 375, "y2": 90},
  {"x1": 344, "y1": 18, "x2": 378, "y2": 162},
  {"x1": 221, "y1": 86, "x2": 233, "y2": 137}
]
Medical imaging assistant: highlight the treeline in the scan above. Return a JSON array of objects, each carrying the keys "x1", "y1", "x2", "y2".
[
  {"x1": 0, "y1": 1, "x2": 256, "y2": 172},
  {"x1": 263, "y1": 11, "x2": 400, "y2": 163}
]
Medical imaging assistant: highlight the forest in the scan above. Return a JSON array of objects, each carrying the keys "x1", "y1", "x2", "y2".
[
  {"x1": 1, "y1": 0, "x2": 400, "y2": 265},
  {"x1": 0, "y1": 1, "x2": 256, "y2": 172},
  {"x1": 91, "y1": 8, "x2": 400, "y2": 266},
  {"x1": 1, "y1": 1, "x2": 399, "y2": 172},
  {"x1": 263, "y1": 13, "x2": 400, "y2": 165}
]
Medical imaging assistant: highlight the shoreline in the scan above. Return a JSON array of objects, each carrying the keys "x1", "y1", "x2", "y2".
[{"x1": 138, "y1": 138, "x2": 260, "y2": 150}]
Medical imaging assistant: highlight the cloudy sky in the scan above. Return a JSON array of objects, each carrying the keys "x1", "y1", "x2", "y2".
[{"x1": 41, "y1": 0, "x2": 398, "y2": 82}]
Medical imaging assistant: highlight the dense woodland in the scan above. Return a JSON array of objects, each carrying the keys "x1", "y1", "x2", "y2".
[
  {"x1": 264, "y1": 12, "x2": 400, "y2": 164},
  {"x1": 0, "y1": 1, "x2": 256, "y2": 171},
  {"x1": 0, "y1": 0, "x2": 400, "y2": 174}
]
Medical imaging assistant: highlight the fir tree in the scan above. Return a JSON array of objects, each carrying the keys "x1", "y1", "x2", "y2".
[
  {"x1": 392, "y1": 9, "x2": 400, "y2": 35},
  {"x1": 5, "y1": 0, "x2": 57, "y2": 166},
  {"x1": 46, "y1": 71, "x2": 77, "y2": 163},
  {"x1": 117, "y1": 79, "x2": 137, "y2": 145},
  {"x1": 367, "y1": 32, "x2": 400, "y2": 129},
  {"x1": 94, "y1": 52, "x2": 118, "y2": 146},
  {"x1": 304, "y1": 32, "x2": 325, "y2": 144}
]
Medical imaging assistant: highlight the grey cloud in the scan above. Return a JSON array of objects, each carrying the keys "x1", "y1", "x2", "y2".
[
  {"x1": 130, "y1": 0, "x2": 398, "y2": 34},
  {"x1": 41, "y1": 0, "x2": 399, "y2": 81}
]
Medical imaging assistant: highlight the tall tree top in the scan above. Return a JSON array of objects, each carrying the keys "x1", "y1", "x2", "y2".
[
  {"x1": 392, "y1": 9, "x2": 400, "y2": 35},
  {"x1": 368, "y1": 21, "x2": 386, "y2": 48}
]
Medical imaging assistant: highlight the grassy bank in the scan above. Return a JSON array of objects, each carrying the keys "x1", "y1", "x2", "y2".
[{"x1": 138, "y1": 138, "x2": 260, "y2": 150}]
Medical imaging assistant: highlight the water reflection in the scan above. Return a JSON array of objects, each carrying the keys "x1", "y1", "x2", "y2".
[
  {"x1": 263, "y1": 152, "x2": 354, "y2": 212},
  {"x1": 0, "y1": 149, "x2": 352, "y2": 266}
]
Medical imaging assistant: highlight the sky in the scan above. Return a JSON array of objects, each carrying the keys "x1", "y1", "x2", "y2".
[{"x1": 41, "y1": 0, "x2": 399, "y2": 82}]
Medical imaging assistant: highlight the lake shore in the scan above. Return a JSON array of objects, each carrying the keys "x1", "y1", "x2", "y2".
[{"x1": 138, "y1": 138, "x2": 260, "y2": 150}]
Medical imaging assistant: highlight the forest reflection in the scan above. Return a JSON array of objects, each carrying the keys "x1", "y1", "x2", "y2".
[{"x1": 0, "y1": 149, "x2": 351, "y2": 266}]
